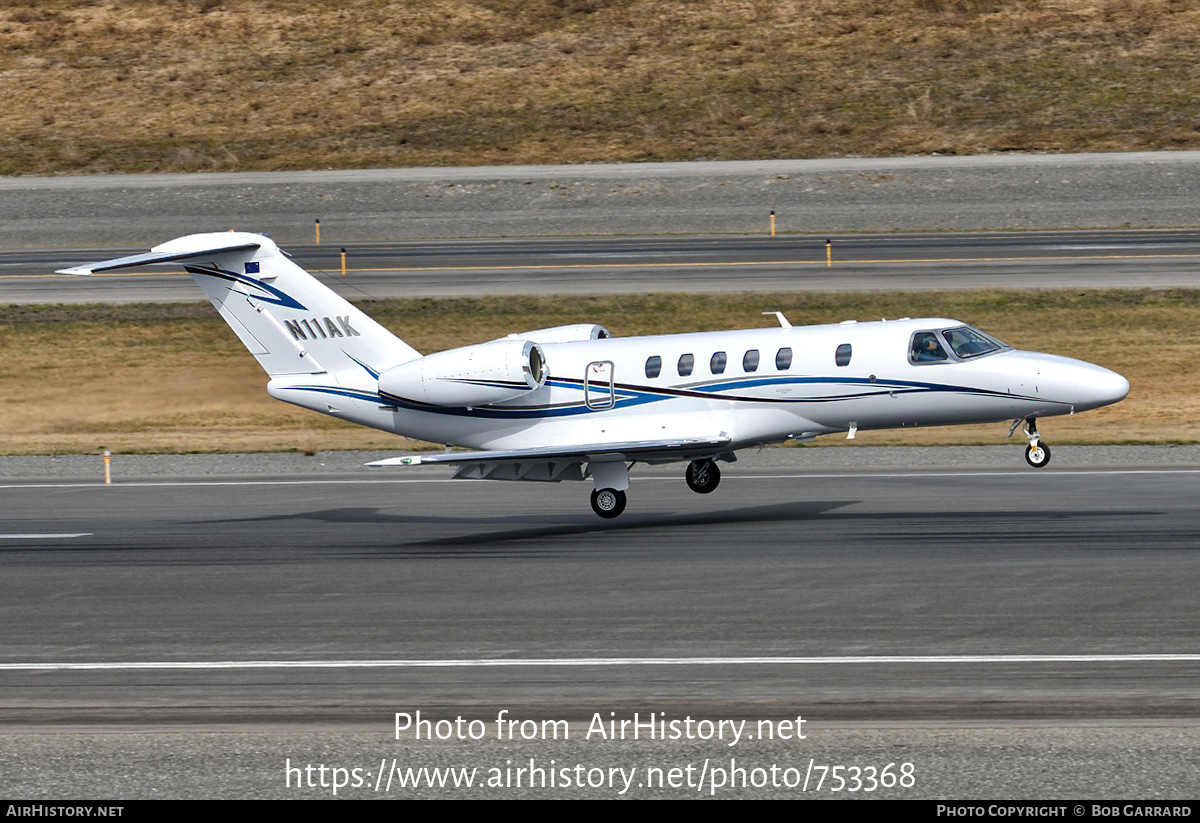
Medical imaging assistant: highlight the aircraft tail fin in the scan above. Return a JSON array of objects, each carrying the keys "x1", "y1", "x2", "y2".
[{"x1": 60, "y1": 232, "x2": 420, "y2": 380}]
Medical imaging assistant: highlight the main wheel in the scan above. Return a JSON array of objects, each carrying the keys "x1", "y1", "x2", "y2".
[
  {"x1": 590, "y1": 487, "x2": 627, "y2": 518},
  {"x1": 1025, "y1": 442, "x2": 1051, "y2": 468},
  {"x1": 685, "y1": 460, "x2": 721, "y2": 494}
]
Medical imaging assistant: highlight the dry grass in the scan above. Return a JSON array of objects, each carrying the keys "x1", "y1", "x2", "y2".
[
  {"x1": 3, "y1": 0, "x2": 1200, "y2": 175},
  {"x1": 2, "y1": 289, "x2": 1195, "y2": 454}
]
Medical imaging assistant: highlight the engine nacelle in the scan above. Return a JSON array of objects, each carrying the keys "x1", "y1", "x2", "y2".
[
  {"x1": 511, "y1": 323, "x2": 610, "y2": 343},
  {"x1": 378, "y1": 339, "x2": 546, "y2": 407}
]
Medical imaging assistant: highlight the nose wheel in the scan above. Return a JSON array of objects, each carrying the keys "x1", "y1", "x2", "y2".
[
  {"x1": 1025, "y1": 442, "x2": 1051, "y2": 468},
  {"x1": 685, "y1": 459, "x2": 721, "y2": 494}
]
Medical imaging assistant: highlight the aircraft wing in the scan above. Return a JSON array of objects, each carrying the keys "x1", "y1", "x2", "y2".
[{"x1": 367, "y1": 436, "x2": 732, "y2": 482}]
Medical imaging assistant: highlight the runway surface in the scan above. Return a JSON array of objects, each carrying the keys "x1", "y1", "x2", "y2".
[
  {"x1": 7, "y1": 229, "x2": 1200, "y2": 303},
  {"x1": 2, "y1": 449, "x2": 1198, "y2": 797}
]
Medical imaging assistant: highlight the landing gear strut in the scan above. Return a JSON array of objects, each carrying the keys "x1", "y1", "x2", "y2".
[
  {"x1": 1011, "y1": 417, "x2": 1051, "y2": 468},
  {"x1": 685, "y1": 459, "x2": 721, "y2": 494}
]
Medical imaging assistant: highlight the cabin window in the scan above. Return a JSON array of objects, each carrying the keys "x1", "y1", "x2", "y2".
[
  {"x1": 710, "y1": 351, "x2": 727, "y2": 375},
  {"x1": 742, "y1": 349, "x2": 760, "y2": 372},
  {"x1": 775, "y1": 347, "x2": 793, "y2": 370},
  {"x1": 909, "y1": 331, "x2": 949, "y2": 364},
  {"x1": 835, "y1": 343, "x2": 852, "y2": 367},
  {"x1": 645, "y1": 355, "x2": 662, "y2": 379},
  {"x1": 677, "y1": 353, "x2": 695, "y2": 377}
]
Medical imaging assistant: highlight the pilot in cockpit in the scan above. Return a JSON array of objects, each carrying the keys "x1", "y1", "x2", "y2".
[{"x1": 911, "y1": 332, "x2": 949, "y2": 363}]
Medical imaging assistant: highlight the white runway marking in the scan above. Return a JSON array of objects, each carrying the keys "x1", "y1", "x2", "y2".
[
  {"x1": 0, "y1": 533, "x2": 91, "y2": 539},
  {"x1": 2, "y1": 654, "x2": 1198, "y2": 672}
]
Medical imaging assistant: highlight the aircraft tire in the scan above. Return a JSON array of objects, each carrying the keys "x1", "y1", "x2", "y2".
[
  {"x1": 1025, "y1": 442, "x2": 1051, "y2": 468},
  {"x1": 685, "y1": 460, "x2": 721, "y2": 494},
  {"x1": 591, "y1": 488, "x2": 627, "y2": 518}
]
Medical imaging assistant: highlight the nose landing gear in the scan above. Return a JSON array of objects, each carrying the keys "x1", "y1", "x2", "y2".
[
  {"x1": 1010, "y1": 417, "x2": 1052, "y2": 468},
  {"x1": 1025, "y1": 440, "x2": 1051, "y2": 468}
]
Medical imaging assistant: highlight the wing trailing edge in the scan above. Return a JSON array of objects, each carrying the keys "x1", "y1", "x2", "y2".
[
  {"x1": 368, "y1": 436, "x2": 733, "y2": 484},
  {"x1": 368, "y1": 435, "x2": 733, "y2": 468}
]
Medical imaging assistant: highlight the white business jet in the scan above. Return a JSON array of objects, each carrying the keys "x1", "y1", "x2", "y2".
[{"x1": 61, "y1": 232, "x2": 1129, "y2": 518}]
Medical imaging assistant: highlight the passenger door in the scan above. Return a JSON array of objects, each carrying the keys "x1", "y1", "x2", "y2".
[{"x1": 584, "y1": 360, "x2": 615, "y2": 410}]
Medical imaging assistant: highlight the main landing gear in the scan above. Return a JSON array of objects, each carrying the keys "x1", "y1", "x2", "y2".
[
  {"x1": 589, "y1": 460, "x2": 630, "y2": 519},
  {"x1": 588, "y1": 458, "x2": 725, "y2": 519},
  {"x1": 685, "y1": 459, "x2": 721, "y2": 494},
  {"x1": 590, "y1": 487, "x2": 627, "y2": 519},
  {"x1": 1010, "y1": 417, "x2": 1052, "y2": 468}
]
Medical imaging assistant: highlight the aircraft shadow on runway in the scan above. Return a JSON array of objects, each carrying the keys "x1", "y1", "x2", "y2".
[
  {"x1": 200, "y1": 502, "x2": 1172, "y2": 555},
  {"x1": 204, "y1": 500, "x2": 859, "y2": 553}
]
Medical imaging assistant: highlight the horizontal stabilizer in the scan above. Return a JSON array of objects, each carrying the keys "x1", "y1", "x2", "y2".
[
  {"x1": 57, "y1": 242, "x2": 261, "y2": 276},
  {"x1": 58, "y1": 232, "x2": 421, "y2": 381},
  {"x1": 367, "y1": 435, "x2": 732, "y2": 468}
]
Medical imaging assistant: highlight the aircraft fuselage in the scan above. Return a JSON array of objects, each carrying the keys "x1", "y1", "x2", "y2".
[{"x1": 268, "y1": 317, "x2": 1129, "y2": 453}]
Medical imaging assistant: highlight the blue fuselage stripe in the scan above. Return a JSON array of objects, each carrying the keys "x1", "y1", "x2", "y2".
[{"x1": 289, "y1": 375, "x2": 1060, "y2": 419}]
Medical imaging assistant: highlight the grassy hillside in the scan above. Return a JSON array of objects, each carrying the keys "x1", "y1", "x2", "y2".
[{"x1": 4, "y1": 0, "x2": 1200, "y2": 176}]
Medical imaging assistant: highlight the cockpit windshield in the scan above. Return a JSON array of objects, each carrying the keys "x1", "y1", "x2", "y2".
[
  {"x1": 909, "y1": 326, "x2": 1008, "y2": 365},
  {"x1": 941, "y1": 326, "x2": 1007, "y2": 359}
]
